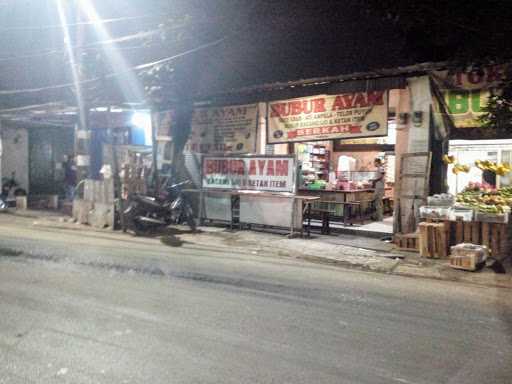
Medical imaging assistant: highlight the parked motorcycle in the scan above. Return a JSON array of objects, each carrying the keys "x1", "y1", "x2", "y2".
[
  {"x1": 0, "y1": 172, "x2": 26, "y2": 209},
  {"x1": 123, "y1": 179, "x2": 196, "y2": 235}
]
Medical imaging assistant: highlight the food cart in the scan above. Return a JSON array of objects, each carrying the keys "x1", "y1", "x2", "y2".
[{"x1": 199, "y1": 154, "x2": 319, "y2": 236}]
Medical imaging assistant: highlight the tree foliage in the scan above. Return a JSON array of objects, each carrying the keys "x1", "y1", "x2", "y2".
[{"x1": 480, "y1": 79, "x2": 512, "y2": 136}]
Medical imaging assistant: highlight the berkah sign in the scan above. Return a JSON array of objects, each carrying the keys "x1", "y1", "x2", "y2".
[
  {"x1": 202, "y1": 155, "x2": 296, "y2": 193},
  {"x1": 267, "y1": 91, "x2": 388, "y2": 144}
]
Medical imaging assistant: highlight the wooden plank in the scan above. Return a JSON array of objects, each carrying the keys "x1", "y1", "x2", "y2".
[
  {"x1": 394, "y1": 233, "x2": 419, "y2": 252},
  {"x1": 463, "y1": 222, "x2": 472, "y2": 243},
  {"x1": 428, "y1": 224, "x2": 436, "y2": 258},
  {"x1": 455, "y1": 220, "x2": 464, "y2": 244},
  {"x1": 429, "y1": 223, "x2": 436, "y2": 258},
  {"x1": 490, "y1": 224, "x2": 500, "y2": 259},
  {"x1": 471, "y1": 221, "x2": 480, "y2": 244},
  {"x1": 437, "y1": 223, "x2": 448, "y2": 258},
  {"x1": 499, "y1": 224, "x2": 508, "y2": 260},
  {"x1": 482, "y1": 222, "x2": 490, "y2": 248},
  {"x1": 418, "y1": 223, "x2": 429, "y2": 257}
]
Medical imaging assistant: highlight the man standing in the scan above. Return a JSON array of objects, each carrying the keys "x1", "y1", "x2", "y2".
[{"x1": 371, "y1": 158, "x2": 385, "y2": 221}]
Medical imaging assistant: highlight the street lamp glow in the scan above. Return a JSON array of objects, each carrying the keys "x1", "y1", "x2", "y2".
[
  {"x1": 131, "y1": 111, "x2": 152, "y2": 146},
  {"x1": 78, "y1": 0, "x2": 144, "y2": 102}
]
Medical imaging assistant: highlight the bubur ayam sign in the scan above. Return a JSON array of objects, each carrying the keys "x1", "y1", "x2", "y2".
[
  {"x1": 184, "y1": 103, "x2": 258, "y2": 154},
  {"x1": 267, "y1": 91, "x2": 388, "y2": 144},
  {"x1": 202, "y1": 155, "x2": 296, "y2": 193}
]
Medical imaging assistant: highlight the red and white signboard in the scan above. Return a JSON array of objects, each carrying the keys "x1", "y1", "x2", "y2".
[
  {"x1": 202, "y1": 155, "x2": 296, "y2": 193},
  {"x1": 267, "y1": 91, "x2": 388, "y2": 143}
]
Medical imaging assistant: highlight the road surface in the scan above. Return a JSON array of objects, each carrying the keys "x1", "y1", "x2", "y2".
[{"x1": 0, "y1": 215, "x2": 511, "y2": 383}]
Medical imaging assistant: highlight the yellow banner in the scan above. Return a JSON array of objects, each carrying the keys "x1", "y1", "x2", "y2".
[{"x1": 433, "y1": 64, "x2": 508, "y2": 128}]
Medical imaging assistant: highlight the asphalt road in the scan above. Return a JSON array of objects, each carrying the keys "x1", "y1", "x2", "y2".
[{"x1": 0, "y1": 216, "x2": 511, "y2": 383}]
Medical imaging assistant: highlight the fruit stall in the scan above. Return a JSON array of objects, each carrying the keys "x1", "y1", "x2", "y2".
[
  {"x1": 400, "y1": 152, "x2": 512, "y2": 270},
  {"x1": 415, "y1": 182, "x2": 511, "y2": 267}
]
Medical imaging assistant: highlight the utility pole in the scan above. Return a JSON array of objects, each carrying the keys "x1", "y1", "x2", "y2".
[{"x1": 73, "y1": 1, "x2": 91, "y2": 182}]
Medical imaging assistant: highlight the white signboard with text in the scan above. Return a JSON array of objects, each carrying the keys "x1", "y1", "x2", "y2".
[
  {"x1": 202, "y1": 155, "x2": 296, "y2": 193},
  {"x1": 267, "y1": 91, "x2": 388, "y2": 143},
  {"x1": 186, "y1": 103, "x2": 258, "y2": 154}
]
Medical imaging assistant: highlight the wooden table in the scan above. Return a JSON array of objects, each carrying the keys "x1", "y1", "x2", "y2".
[{"x1": 299, "y1": 189, "x2": 375, "y2": 221}]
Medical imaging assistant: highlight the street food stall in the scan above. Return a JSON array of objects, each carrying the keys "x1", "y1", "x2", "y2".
[
  {"x1": 266, "y1": 92, "x2": 396, "y2": 227},
  {"x1": 155, "y1": 72, "x2": 438, "y2": 238},
  {"x1": 200, "y1": 154, "x2": 319, "y2": 236}
]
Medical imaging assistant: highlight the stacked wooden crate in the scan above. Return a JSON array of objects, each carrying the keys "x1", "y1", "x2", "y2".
[
  {"x1": 394, "y1": 232, "x2": 420, "y2": 252},
  {"x1": 122, "y1": 156, "x2": 148, "y2": 198},
  {"x1": 417, "y1": 219, "x2": 509, "y2": 260},
  {"x1": 449, "y1": 244, "x2": 488, "y2": 271},
  {"x1": 448, "y1": 220, "x2": 508, "y2": 260},
  {"x1": 418, "y1": 221, "x2": 448, "y2": 258}
]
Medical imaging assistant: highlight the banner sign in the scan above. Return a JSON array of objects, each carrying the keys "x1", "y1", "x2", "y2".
[
  {"x1": 432, "y1": 64, "x2": 509, "y2": 128},
  {"x1": 202, "y1": 155, "x2": 296, "y2": 193},
  {"x1": 184, "y1": 103, "x2": 258, "y2": 154},
  {"x1": 267, "y1": 91, "x2": 388, "y2": 144}
]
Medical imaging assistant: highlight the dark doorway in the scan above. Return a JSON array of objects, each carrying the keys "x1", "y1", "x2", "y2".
[{"x1": 29, "y1": 127, "x2": 74, "y2": 195}]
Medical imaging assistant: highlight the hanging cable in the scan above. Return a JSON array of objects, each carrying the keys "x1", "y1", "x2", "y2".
[
  {"x1": 0, "y1": 19, "x2": 202, "y2": 63},
  {"x1": 0, "y1": 36, "x2": 226, "y2": 95},
  {"x1": 0, "y1": 14, "x2": 159, "y2": 32}
]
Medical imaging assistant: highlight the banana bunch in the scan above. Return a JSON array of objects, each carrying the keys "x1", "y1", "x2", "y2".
[
  {"x1": 475, "y1": 204, "x2": 505, "y2": 214},
  {"x1": 452, "y1": 163, "x2": 470, "y2": 174},
  {"x1": 456, "y1": 193, "x2": 480, "y2": 205},
  {"x1": 480, "y1": 194, "x2": 506, "y2": 206},
  {"x1": 442, "y1": 155, "x2": 455, "y2": 165},
  {"x1": 500, "y1": 186, "x2": 512, "y2": 197},
  {"x1": 475, "y1": 160, "x2": 511, "y2": 176},
  {"x1": 475, "y1": 159, "x2": 489, "y2": 171}
]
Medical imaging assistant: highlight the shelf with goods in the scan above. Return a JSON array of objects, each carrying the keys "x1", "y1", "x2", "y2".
[{"x1": 297, "y1": 143, "x2": 330, "y2": 185}]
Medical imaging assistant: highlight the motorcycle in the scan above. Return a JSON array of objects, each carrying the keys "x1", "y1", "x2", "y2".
[
  {"x1": 0, "y1": 172, "x2": 26, "y2": 209},
  {"x1": 123, "y1": 179, "x2": 197, "y2": 235}
]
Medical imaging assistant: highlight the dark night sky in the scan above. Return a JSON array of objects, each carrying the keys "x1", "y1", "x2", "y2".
[{"x1": 0, "y1": 0, "x2": 511, "y2": 108}]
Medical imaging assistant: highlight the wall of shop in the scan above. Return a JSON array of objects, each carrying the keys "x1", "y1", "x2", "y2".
[
  {"x1": 1, "y1": 127, "x2": 29, "y2": 193},
  {"x1": 447, "y1": 139, "x2": 512, "y2": 193},
  {"x1": 331, "y1": 150, "x2": 381, "y2": 173}
]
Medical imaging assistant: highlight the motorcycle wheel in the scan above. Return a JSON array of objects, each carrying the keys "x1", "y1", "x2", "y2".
[
  {"x1": 124, "y1": 202, "x2": 151, "y2": 236},
  {"x1": 132, "y1": 219, "x2": 154, "y2": 237}
]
